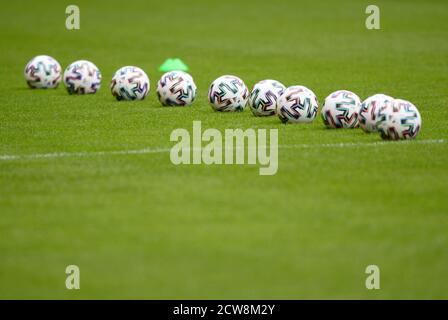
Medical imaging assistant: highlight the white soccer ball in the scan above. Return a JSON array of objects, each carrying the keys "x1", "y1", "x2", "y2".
[
  {"x1": 249, "y1": 79, "x2": 286, "y2": 116},
  {"x1": 208, "y1": 75, "x2": 249, "y2": 112},
  {"x1": 24, "y1": 55, "x2": 62, "y2": 89},
  {"x1": 359, "y1": 94, "x2": 394, "y2": 132},
  {"x1": 321, "y1": 90, "x2": 361, "y2": 128},
  {"x1": 110, "y1": 66, "x2": 150, "y2": 101},
  {"x1": 276, "y1": 85, "x2": 319, "y2": 123},
  {"x1": 63, "y1": 60, "x2": 101, "y2": 94},
  {"x1": 156, "y1": 71, "x2": 196, "y2": 106},
  {"x1": 376, "y1": 99, "x2": 422, "y2": 140}
]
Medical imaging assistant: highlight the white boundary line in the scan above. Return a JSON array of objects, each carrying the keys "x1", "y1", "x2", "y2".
[
  {"x1": 0, "y1": 139, "x2": 444, "y2": 162},
  {"x1": 283, "y1": 138, "x2": 445, "y2": 149}
]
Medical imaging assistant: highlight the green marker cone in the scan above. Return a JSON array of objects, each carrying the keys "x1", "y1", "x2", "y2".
[{"x1": 159, "y1": 58, "x2": 189, "y2": 72}]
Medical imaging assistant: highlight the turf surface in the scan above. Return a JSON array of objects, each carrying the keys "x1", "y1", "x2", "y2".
[{"x1": 0, "y1": 0, "x2": 447, "y2": 299}]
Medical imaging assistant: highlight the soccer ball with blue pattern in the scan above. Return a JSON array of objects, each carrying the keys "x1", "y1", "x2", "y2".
[
  {"x1": 24, "y1": 55, "x2": 62, "y2": 89},
  {"x1": 376, "y1": 99, "x2": 422, "y2": 140},
  {"x1": 208, "y1": 75, "x2": 249, "y2": 112},
  {"x1": 249, "y1": 79, "x2": 286, "y2": 116},
  {"x1": 359, "y1": 94, "x2": 394, "y2": 133},
  {"x1": 63, "y1": 60, "x2": 101, "y2": 94},
  {"x1": 321, "y1": 90, "x2": 361, "y2": 128},
  {"x1": 276, "y1": 85, "x2": 319, "y2": 123},
  {"x1": 110, "y1": 66, "x2": 150, "y2": 101},
  {"x1": 156, "y1": 71, "x2": 196, "y2": 106}
]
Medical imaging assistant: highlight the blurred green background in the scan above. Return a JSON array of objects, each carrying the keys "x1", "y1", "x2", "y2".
[{"x1": 0, "y1": 0, "x2": 447, "y2": 298}]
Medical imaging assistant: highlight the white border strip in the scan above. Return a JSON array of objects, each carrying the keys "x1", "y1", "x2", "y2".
[{"x1": 0, "y1": 139, "x2": 444, "y2": 162}]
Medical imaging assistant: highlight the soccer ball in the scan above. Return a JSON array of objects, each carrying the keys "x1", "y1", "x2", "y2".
[
  {"x1": 110, "y1": 66, "x2": 150, "y2": 101},
  {"x1": 359, "y1": 94, "x2": 394, "y2": 133},
  {"x1": 321, "y1": 90, "x2": 361, "y2": 128},
  {"x1": 208, "y1": 75, "x2": 249, "y2": 112},
  {"x1": 292, "y1": 85, "x2": 318, "y2": 100},
  {"x1": 63, "y1": 60, "x2": 101, "y2": 94},
  {"x1": 156, "y1": 71, "x2": 196, "y2": 106},
  {"x1": 249, "y1": 79, "x2": 286, "y2": 116},
  {"x1": 376, "y1": 99, "x2": 422, "y2": 140},
  {"x1": 276, "y1": 85, "x2": 319, "y2": 123},
  {"x1": 24, "y1": 55, "x2": 62, "y2": 89}
]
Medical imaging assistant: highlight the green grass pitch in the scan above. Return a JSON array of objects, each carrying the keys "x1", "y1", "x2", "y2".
[{"x1": 0, "y1": 0, "x2": 447, "y2": 299}]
